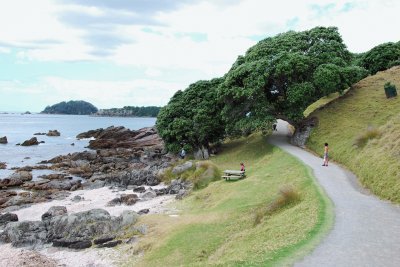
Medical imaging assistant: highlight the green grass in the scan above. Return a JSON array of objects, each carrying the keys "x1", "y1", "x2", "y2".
[
  {"x1": 303, "y1": 89, "x2": 349, "y2": 117},
  {"x1": 306, "y1": 66, "x2": 400, "y2": 203},
  {"x1": 122, "y1": 133, "x2": 333, "y2": 266}
]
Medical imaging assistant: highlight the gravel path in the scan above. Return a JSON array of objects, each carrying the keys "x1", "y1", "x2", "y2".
[{"x1": 269, "y1": 120, "x2": 400, "y2": 267}]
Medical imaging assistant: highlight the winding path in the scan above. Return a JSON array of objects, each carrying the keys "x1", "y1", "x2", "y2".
[{"x1": 269, "y1": 120, "x2": 400, "y2": 267}]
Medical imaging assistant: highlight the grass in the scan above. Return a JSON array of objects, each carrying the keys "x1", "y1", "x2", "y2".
[
  {"x1": 306, "y1": 66, "x2": 400, "y2": 203},
  {"x1": 121, "y1": 133, "x2": 333, "y2": 266}
]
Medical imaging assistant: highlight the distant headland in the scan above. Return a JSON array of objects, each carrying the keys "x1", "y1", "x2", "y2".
[{"x1": 41, "y1": 100, "x2": 98, "y2": 115}]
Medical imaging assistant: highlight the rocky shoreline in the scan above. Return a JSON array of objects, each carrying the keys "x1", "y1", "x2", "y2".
[{"x1": 0, "y1": 125, "x2": 191, "y2": 266}]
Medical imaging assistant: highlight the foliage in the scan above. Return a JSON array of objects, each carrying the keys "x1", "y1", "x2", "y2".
[
  {"x1": 219, "y1": 26, "x2": 368, "y2": 129},
  {"x1": 353, "y1": 126, "x2": 381, "y2": 148},
  {"x1": 41, "y1": 100, "x2": 98, "y2": 115},
  {"x1": 360, "y1": 42, "x2": 400, "y2": 74},
  {"x1": 96, "y1": 106, "x2": 160, "y2": 117},
  {"x1": 156, "y1": 78, "x2": 225, "y2": 152}
]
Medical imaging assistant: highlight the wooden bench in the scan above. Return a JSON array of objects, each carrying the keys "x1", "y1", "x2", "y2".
[{"x1": 222, "y1": 170, "x2": 246, "y2": 181}]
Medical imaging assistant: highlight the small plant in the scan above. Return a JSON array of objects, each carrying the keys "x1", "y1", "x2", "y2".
[{"x1": 354, "y1": 126, "x2": 381, "y2": 148}]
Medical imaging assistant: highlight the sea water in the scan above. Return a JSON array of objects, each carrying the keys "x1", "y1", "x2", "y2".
[{"x1": 0, "y1": 113, "x2": 156, "y2": 179}]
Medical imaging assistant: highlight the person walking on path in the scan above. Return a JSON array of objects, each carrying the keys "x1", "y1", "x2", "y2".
[{"x1": 322, "y1": 143, "x2": 329, "y2": 166}]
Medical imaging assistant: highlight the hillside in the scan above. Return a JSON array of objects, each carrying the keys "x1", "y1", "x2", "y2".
[
  {"x1": 124, "y1": 134, "x2": 332, "y2": 266},
  {"x1": 41, "y1": 100, "x2": 98, "y2": 115},
  {"x1": 306, "y1": 66, "x2": 400, "y2": 203}
]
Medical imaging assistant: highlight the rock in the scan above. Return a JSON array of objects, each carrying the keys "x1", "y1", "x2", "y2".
[
  {"x1": 71, "y1": 143, "x2": 75, "y2": 146},
  {"x1": 47, "y1": 209, "x2": 115, "y2": 243},
  {"x1": 125, "y1": 236, "x2": 138, "y2": 244},
  {"x1": 8, "y1": 171, "x2": 33, "y2": 182},
  {"x1": 38, "y1": 173, "x2": 67, "y2": 180},
  {"x1": 96, "y1": 240, "x2": 122, "y2": 248},
  {"x1": 291, "y1": 117, "x2": 318, "y2": 148},
  {"x1": 46, "y1": 130, "x2": 60, "y2": 136},
  {"x1": 172, "y1": 161, "x2": 193, "y2": 175},
  {"x1": 20, "y1": 137, "x2": 39, "y2": 146},
  {"x1": 0, "y1": 221, "x2": 47, "y2": 247},
  {"x1": 53, "y1": 239, "x2": 92, "y2": 249},
  {"x1": 41, "y1": 206, "x2": 68, "y2": 223},
  {"x1": 141, "y1": 189, "x2": 157, "y2": 199},
  {"x1": 0, "y1": 213, "x2": 18, "y2": 227},
  {"x1": 0, "y1": 136, "x2": 7, "y2": 144},
  {"x1": 77, "y1": 126, "x2": 164, "y2": 150},
  {"x1": 0, "y1": 162, "x2": 6, "y2": 169},
  {"x1": 71, "y1": 195, "x2": 83, "y2": 202},
  {"x1": 133, "y1": 186, "x2": 146, "y2": 193},
  {"x1": 69, "y1": 240, "x2": 92, "y2": 249},
  {"x1": 120, "y1": 194, "x2": 138, "y2": 205},
  {"x1": 107, "y1": 197, "x2": 122, "y2": 206},
  {"x1": 34, "y1": 132, "x2": 46, "y2": 135},
  {"x1": 118, "y1": 210, "x2": 139, "y2": 227},
  {"x1": 176, "y1": 189, "x2": 189, "y2": 200},
  {"x1": 93, "y1": 235, "x2": 116, "y2": 245},
  {"x1": 138, "y1": 209, "x2": 149, "y2": 215}
]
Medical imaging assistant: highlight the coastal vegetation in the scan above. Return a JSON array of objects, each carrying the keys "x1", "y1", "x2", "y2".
[
  {"x1": 128, "y1": 133, "x2": 332, "y2": 266},
  {"x1": 157, "y1": 26, "x2": 399, "y2": 154},
  {"x1": 95, "y1": 106, "x2": 161, "y2": 117},
  {"x1": 306, "y1": 66, "x2": 400, "y2": 203},
  {"x1": 41, "y1": 100, "x2": 98, "y2": 115}
]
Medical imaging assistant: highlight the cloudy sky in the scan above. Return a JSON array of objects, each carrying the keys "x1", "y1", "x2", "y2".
[{"x1": 0, "y1": 0, "x2": 399, "y2": 112}]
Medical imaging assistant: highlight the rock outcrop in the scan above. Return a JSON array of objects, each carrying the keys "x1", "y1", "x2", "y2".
[
  {"x1": 76, "y1": 126, "x2": 164, "y2": 150},
  {"x1": 0, "y1": 136, "x2": 7, "y2": 144},
  {"x1": 46, "y1": 130, "x2": 61, "y2": 136},
  {"x1": 20, "y1": 137, "x2": 39, "y2": 146},
  {"x1": 291, "y1": 117, "x2": 318, "y2": 148},
  {"x1": 0, "y1": 162, "x2": 7, "y2": 169},
  {"x1": 0, "y1": 207, "x2": 139, "y2": 249}
]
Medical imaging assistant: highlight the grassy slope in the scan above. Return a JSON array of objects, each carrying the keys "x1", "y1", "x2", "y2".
[
  {"x1": 306, "y1": 66, "x2": 400, "y2": 203},
  {"x1": 124, "y1": 134, "x2": 332, "y2": 266}
]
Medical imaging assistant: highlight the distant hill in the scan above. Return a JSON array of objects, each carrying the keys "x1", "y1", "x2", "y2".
[
  {"x1": 305, "y1": 66, "x2": 400, "y2": 203},
  {"x1": 95, "y1": 106, "x2": 161, "y2": 117},
  {"x1": 41, "y1": 100, "x2": 98, "y2": 115}
]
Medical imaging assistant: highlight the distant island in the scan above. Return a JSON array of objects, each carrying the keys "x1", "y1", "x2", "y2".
[
  {"x1": 41, "y1": 100, "x2": 98, "y2": 115},
  {"x1": 95, "y1": 106, "x2": 161, "y2": 117}
]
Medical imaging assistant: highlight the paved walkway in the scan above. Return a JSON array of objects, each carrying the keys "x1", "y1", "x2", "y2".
[{"x1": 269, "y1": 120, "x2": 400, "y2": 267}]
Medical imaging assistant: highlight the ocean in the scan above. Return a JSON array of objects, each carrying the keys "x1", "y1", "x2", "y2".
[{"x1": 0, "y1": 113, "x2": 156, "y2": 179}]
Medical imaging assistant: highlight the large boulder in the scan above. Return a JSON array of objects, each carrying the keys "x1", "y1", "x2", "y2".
[
  {"x1": 0, "y1": 136, "x2": 7, "y2": 144},
  {"x1": 172, "y1": 161, "x2": 193, "y2": 175},
  {"x1": 20, "y1": 137, "x2": 39, "y2": 146},
  {"x1": 0, "y1": 221, "x2": 47, "y2": 247},
  {"x1": 41, "y1": 206, "x2": 68, "y2": 224},
  {"x1": 0, "y1": 213, "x2": 18, "y2": 228},
  {"x1": 0, "y1": 171, "x2": 32, "y2": 188}
]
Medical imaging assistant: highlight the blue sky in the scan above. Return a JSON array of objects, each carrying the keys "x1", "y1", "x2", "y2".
[{"x1": 0, "y1": 0, "x2": 399, "y2": 112}]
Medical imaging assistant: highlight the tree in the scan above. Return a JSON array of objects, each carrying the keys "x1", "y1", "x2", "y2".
[
  {"x1": 41, "y1": 100, "x2": 98, "y2": 115},
  {"x1": 219, "y1": 26, "x2": 368, "y2": 129},
  {"x1": 156, "y1": 78, "x2": 225, "y2": 153},
  {"x1": 360, "y1": 42, "x2": 400, "y2": 74}
]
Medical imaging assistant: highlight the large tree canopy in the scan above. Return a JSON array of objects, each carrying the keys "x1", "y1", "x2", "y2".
[
  {"x1": 157, "y1": 26, "x2": 398, "y2": 152},
  {"x1": 360, "y1": 42, "x2": 400, "y2": 74},
  {"x1": 156, "y1": 78, "x2": 224, "y2": 152},
  {"x1": 219, "y1": 26, "x2": 368, "y2": 128}
]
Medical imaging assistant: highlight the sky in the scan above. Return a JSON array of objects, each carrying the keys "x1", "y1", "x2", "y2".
[{"x1": 0, "y1": 0, "x2": 399, "y2": 112}]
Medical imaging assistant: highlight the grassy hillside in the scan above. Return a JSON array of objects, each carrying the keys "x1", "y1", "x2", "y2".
[
  {"x1": 306, "y1": 66, "x2": 400, "y2": 203},
  {"x1": 122, "y1": 134, "x2": 332, "y2": 266}
]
